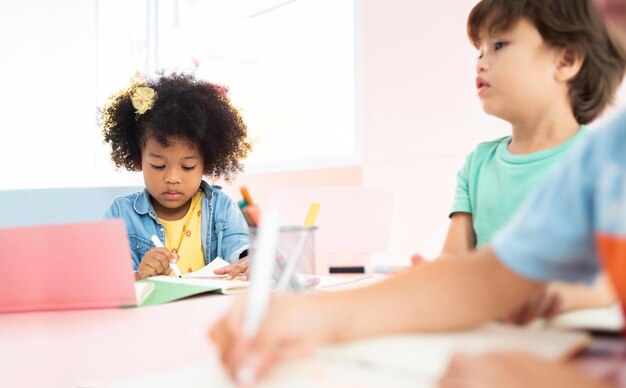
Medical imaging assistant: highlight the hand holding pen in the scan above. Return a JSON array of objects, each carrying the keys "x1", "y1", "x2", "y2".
[
  {"x1": 135, "y1": 247, "x2": 177, "y2": 280},
  {"x1": 210, "y1": 292, "x2": 333, "y2": 384},
  {"x1": 150, "y1": 235, "x2": 183, "y2": 278},
  {"x1": 211, "y1": 212, "x2": 319, "y2": 384},
  {"x1": 211, "y1": 206, "x2": 325, "y2": 384},
  {"x1": 134, "y1": 235, "x2": 182, "y2": 280}
]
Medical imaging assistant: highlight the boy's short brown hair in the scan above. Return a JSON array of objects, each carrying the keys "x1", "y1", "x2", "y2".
[{"x1": 467, "y1": 0, "x2": 625, "y2": 124}]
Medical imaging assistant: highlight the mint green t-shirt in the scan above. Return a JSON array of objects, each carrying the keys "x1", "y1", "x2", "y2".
[{"x1": 451, "y1": 126, "x2": 588, "y2": 247}]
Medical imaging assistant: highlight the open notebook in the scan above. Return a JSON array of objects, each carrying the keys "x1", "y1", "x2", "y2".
[
  {"x1": 107, "y1": 322, "x2": 590, "y2": 387},
  {"x1": 136, "y1": 258, "x2": 249, "y2": 307}
]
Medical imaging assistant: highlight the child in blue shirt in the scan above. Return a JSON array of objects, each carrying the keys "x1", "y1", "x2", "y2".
[{"x1": 101, "y1": 73, "x2": 252, "y2": 281}]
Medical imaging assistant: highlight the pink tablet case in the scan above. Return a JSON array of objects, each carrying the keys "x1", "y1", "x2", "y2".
[{"x1": 0, "y1": 219, "x2": 136, "y2": 313}]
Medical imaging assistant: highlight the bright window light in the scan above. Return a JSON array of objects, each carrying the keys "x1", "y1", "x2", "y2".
[{"x1": 97, "y1": 0, "x2": 359, "y2": 174}]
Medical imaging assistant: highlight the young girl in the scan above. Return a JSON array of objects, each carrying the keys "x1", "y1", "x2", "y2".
[{"x1": 101, "y1": 73, "x2": 252, "y2": 281}]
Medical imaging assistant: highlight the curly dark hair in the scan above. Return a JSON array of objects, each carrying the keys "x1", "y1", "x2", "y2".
[
  {"x1": 100, "y1": 72, "x2": 252, "y2": 181},
  {"x1": 467, "y1": 0, "x2": 626, "y2": 125}
]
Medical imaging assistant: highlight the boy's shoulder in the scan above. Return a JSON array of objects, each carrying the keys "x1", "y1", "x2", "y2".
[
  {"x1": 464, "y1": 135, "x2": 510, "y2": 162},
  {"x1": 474, "y1": 136, "x2": 510, "y2": 152}
]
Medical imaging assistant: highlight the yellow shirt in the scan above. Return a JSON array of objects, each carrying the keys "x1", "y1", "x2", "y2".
[{"x1": 158, "y1": 191, "x2": 205, "y2": 274}]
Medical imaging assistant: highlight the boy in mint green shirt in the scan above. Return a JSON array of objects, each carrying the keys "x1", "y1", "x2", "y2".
[{"x1": 432, "y1": 0, "x2": 625, "y2": 321}]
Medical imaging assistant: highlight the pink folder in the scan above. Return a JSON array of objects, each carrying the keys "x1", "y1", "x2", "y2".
[{"x1": 0, "y1": 219, "x2": 137, "y2": 313}]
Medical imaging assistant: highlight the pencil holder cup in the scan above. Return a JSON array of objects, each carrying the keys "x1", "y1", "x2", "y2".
[{"x1": 249, "y1": 225, "x2": 318, "y2": 293}]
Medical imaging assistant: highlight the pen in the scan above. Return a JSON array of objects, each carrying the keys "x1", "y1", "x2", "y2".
[
  {"x1": 238, "y1": 212, "x2": 279, "y2": 384},
  {"x1": 150, "y1": 235, "x2": 182, "y2": 278},
  {"x1": 329, "y1": 265, "x2": 409, "y2": 274}
]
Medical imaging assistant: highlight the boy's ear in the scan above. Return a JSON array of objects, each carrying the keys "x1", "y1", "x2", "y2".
[
  {"x1": 555, "y1": 47, "x2": 584, "y2": 82},
  {"x1": 134, "y1": 162, "x2": 142, "y2": 172}
]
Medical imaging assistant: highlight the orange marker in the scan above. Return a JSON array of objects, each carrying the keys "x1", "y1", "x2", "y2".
[{"x1": 240, "y1": 186, "x2": 254, "y2": 206}]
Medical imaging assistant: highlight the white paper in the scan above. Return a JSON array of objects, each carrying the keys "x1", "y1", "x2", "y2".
[
  {"x1": 182, "y1": 257, "x2": 232, "y2": 279},
  {"x1": 107, "y1": 323, "x2": 589, "y2": 387},
  {"x1": 548, "y1": 304, "x2": 624, "y2": 332}
]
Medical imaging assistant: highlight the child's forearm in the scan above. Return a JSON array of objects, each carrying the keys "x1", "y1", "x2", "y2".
[
  {"x1": 440, "y1": 213, "x2": 476, "y2": 257},
  {"x1": 320, "y1": 247, "x2": 543, "y2": 343}
]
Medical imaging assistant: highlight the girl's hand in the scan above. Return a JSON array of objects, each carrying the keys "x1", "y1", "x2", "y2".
[
  {"x1": 214, "y1": 256, "x2": 249, "y2": 280},
  {"x1": 136, "y1": 247, "x2": 176, "y2": 280}
]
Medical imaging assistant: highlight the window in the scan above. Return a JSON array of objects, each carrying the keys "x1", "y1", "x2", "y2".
[{"x1": 97, "y1": 0, "x2": 359, "y2": 174}]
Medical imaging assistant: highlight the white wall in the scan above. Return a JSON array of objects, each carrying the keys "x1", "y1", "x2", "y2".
[
  {"x1": 3, "y1": 0, "x2": 626, "y2": 265},
  {"x1": 359, "y1": 0, "x2": 500, "y2": 262}
]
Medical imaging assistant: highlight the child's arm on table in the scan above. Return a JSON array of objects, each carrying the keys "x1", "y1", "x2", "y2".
[
  {"x1": 435, "y1": 216, "x2": 612, "y2": 323},
  {"x1": 440, "y1": 212, "x2": 477, "y2": 257},
  {"x1": 210, "y1": 246, "x2": 543, "y2": 380},
  {"x1": 412, "y1": 212, "x2": 475, "y2": 265}
]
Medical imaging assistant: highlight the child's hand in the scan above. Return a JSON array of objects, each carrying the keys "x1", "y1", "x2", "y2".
[
  {"x1": 502, "y1": 287, "x2": 562, "y2": 325},
  {"x1": 210, "y1": 294, "x2": 332, "y2": 383},
  {"x1": 136, "y1": 248, "x2": 177, "y2": 280},
  {"x1": 214, "y1": 256, "x2": 249, "y2": 280},
  {"x1": 411, "y1": 253, "x2": 427, "y2": 266}
]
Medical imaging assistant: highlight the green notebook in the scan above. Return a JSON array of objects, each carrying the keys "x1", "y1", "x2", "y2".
[{"x1": 135, "y1": 276, "x2": 250, "y2": 307}]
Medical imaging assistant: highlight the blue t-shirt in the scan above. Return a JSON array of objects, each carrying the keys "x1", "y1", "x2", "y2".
[{"x1": 492, "y1": 111, "x2": 626, "y2": 308}]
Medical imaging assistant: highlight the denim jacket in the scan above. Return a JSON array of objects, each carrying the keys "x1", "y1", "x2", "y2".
[{"x1": 104, "y1": 181, "x2": 249, "y2": 271}]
